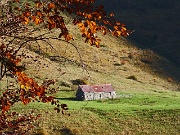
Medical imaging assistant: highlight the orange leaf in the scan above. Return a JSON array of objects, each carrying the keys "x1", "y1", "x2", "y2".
[
  {"x1": 98, "y1": 15, "x2": 102, "y2": 20},
  {"x1": 48, "y1": 3, "x2": 56, "y2": 9},
  {"x1": 91, "y1": 21, "x2": 96, "y2": 26},
  {"x1": 102, "y1": 30, "x2": 106, "y2": 35},
  {"x1": 2, "y1": 105, "x2": 10, "y2": 113},
  {"x1": 89, "y1": 38, "x2": 94, "y2": 45},
  {"x1": 110, "y1": 13, "x2": 114, "y2": 17},
  {"x1": 114, "y1": 26, "x2": 119, "y2": 30},
  {"x1": 35, "y1": 17, "x2": 43, "y2": 25},
  {"x1": 116, "y1": 21, "x2": 121, "y2": 25},
  {"x1": 65, "y1": 34, "x2": 73, "y2": 41},
  {"x1": 15, "y1": 57, "x2": 21, "y2": 64},
  {"x1": 48, "y1": 19, "x2": 56, "y2": 30},
  {"x1": 22, "y1": 98, "x2": 31, "y2": 105},
  {"x1": 36, "y1": 10, "x2": 43, "y2": 17},
  {"x1": 36, "y1": 92, "x2": 41, "y2": 97},
  {"x1": 31, "y1": 15, "x2": 36, "y2": 21},
  {"x1": 117, "y1": 31, "x2": 122, "y2": 36},
  {"x1": 103, "y1": 20, "x2": 109, "y2": 25},
  {"x1": 80, "y1": 26, "x2": 86, "y2": 33},
  {"x1": 87, "y1": 14, "x2": 93, "y2": 19},
  {"x1": 95, "y1": 41, "x2": 100, "y2": 48},
  {"x1": 36, "y1": 2, "x2": 42, "y2": 8},
  {"x1": 121, "y1": 23, "x2": 126, "y2": 27},
  {"x1": 112, "y1": 31, "x2": 118, "y2": 37},
  {"x1": 96, "y1": 38, "x2": 101, "y2": 42},
  {"x1": 23, "y1": 17, "x2": 29, "y2": 25},
  {"x1": 78, "y1": 22, "x2": 83, "y2": 28},
  {"x1": 14, "y1": 7, "x2": 21, "y2": 11},
  {"x1": 121, "y1": 27, "x2": 127, "y2": 32},
  {"x1": 24, "y1": 11, "x2": 31, "y2": 17}
]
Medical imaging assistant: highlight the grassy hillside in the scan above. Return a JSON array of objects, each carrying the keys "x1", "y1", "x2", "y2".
[{"x1": 0, "y1": 15, "x2": 180, "y2": 135}]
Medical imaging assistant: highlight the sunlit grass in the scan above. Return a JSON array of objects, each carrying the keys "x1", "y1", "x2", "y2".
[{"x1": 10, "y1": 89, "x2": 180, "y2": 135}]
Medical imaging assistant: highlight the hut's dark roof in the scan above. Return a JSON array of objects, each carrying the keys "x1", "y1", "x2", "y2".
[{"x1": 78, "y1": 84, "x2": 115, "y2": 93}]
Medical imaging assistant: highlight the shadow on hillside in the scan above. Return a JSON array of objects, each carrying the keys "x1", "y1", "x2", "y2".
[
  {"x1": 59, "y1": 127, "x2": 74, "y2": 135},
  {"x1": 135, "y1": 49, "x2": 180, "y2": 86},
  {"x1": 156, "y1": 59, "x2": 180, "y2": 82},
  {"x1": 140, "y1": 51, "x2": 180, "y2": 89},
  {"x1": 59, "y1": 90, "x2": 75, "y2": 92},
  {"x1": 55, "y1": 97, "x2": 77, "y2": 101},
  {"x1": 95, "y1": 1, "x2": 180, "y2": 85},
  {"x1": 96, "y1": 0, "x2": 180, "y2": 67}
]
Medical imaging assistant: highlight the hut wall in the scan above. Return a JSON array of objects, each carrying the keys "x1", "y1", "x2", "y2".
[
  {"x1": 110, "y1": 92, "x2": 116, "y2": 98},
  {"x1": 84, "y1": 92, "x2": 94, "y2": 100},
  {"x1": 83, "y1": 92, "x2": 116, "y2": 100},
  {"x1": 94, "y1": 92, "x2": 104, "y2": 100},
  {"x1": 102, "y1": 92, "x2": 111, "y2": 99}
]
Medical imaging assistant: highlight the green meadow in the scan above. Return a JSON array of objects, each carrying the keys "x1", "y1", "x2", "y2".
[{"x1": 10, "y1": 86, "x2": 180, "y2": 135}]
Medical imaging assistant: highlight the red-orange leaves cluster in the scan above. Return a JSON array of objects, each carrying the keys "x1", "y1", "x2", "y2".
[
  {"x1": 0, "y1": 97, "x2": 11, "y2": 113},
  {"x1": 48, "y1": 3, "x2": 56, "y2": 9},
  {"x1": 75, "y1": 20, "x2": 101, "y2": 47},
  {"x1": 0, "y1": 44, "x2": 21, "y2": 74},
  {"x1": 16, "y1": 71, "x2": 55, "y2": 104},
  {"x1": 0, "y1": 111, "x2": 41, "y2": 134},
  {"x1": 0, "y1": 43, "x2": 55, "y2": 113},
  {"x1": 14, "y1": 0, "x2": 131, "y2": 45}
]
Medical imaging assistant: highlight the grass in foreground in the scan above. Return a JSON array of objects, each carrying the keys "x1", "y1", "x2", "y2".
[{"x1": 10, "y1": 88, "x2": 180, "y2": 135}]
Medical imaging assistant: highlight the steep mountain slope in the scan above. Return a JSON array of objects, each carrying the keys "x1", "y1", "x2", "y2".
[
  {"x1": 1, "y1": 23, "x2": 179, "y2": 93},
  {"x1": 96, "y1": 0, "x2": 180, "y2": 67}
]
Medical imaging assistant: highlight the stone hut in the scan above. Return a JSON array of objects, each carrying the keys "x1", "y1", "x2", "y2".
[{"x1": 76, "y1": 84, "x2": 116, "y2": 100}]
